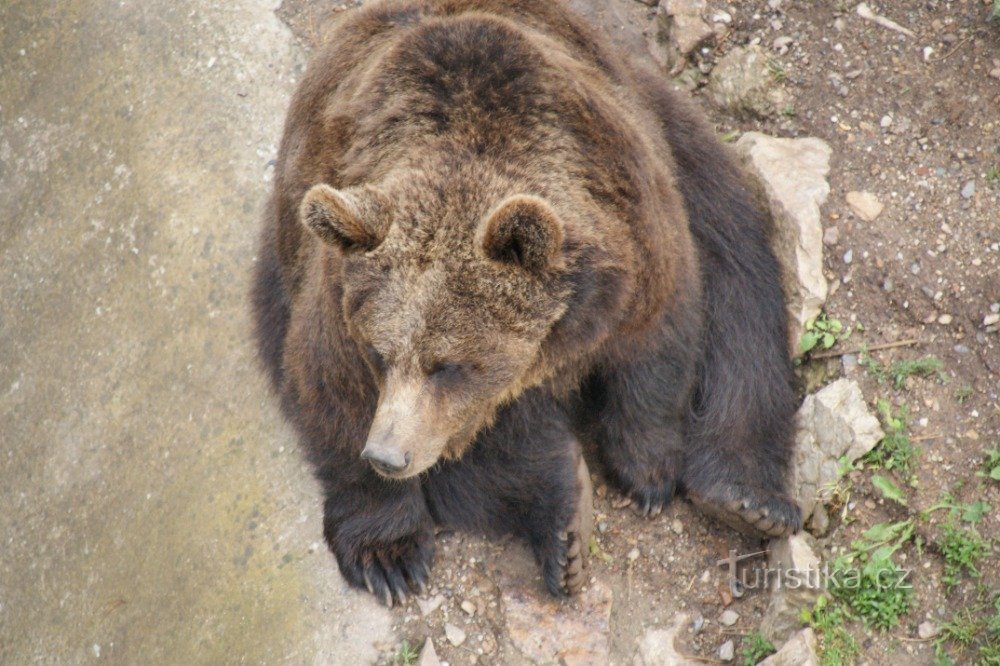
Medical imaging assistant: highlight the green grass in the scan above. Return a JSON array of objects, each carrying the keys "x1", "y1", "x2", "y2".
[
  {"x1": 939, "y1": 521, "x2": 988, "y2": 591},
  {"x1": 955, "y1": 385, "x2": 974, "y2": 404},
  {"x1": 933, "y1": 596, "x2": 1000, "y2": 666},
  {"x1": 829, "y1": 521, "x2": 914, "y2": 630},
  {"x1": 863, "y1": 400, "x2": 918, "y2": 475},
  {"x1": 860, "y1": 353, "x2": 947, "y2": 389},
  {"x1": 739, "y1": 631, "x2": 776, "y2": 665},
  {"x1": 395, "y1": 640, "x2": 419, "y2": 665},
  {"x1": 802, "y1": 596, "x2": 860, "y2": 666},
  {"x1": 767, "y1": 58, "x2": 788, "y2": 82}
]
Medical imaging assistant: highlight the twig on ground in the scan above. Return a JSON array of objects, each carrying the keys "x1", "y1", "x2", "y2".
[
  {"x1": 808, "y1": 338, "x2": 920, "y2": 360},
  {"x1": 856, "y1": 3, "x2": 915, "y2": 37}
]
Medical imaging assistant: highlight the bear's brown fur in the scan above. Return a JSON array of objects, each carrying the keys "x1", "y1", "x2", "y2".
[{"x1": 252, "y1": 0, "x2": 801, "y2": 605}]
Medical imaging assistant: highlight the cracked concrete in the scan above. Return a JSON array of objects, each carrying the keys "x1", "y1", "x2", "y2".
[{"x1": 0, "y1": 1, "x2": 391, "y2": 662}]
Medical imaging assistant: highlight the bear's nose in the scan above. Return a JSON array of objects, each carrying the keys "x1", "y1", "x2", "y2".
[{"x1": 361, "y1": 446, "x2": 412, "y2": 475}]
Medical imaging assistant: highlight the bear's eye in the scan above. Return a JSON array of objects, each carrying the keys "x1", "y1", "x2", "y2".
[
  {"x1": 366, "y1": 344, "x2": 387, "y2": 375},
  {"x1": 428, "y1": 361, "x2": 465, "y2": 378}
]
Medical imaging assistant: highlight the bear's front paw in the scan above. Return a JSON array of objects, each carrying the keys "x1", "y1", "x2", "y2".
[
  {"x1": 334, "y1": 528, "x2": 435, "y2": 607},
  {"x1": 538, "y1": 453, "x2": 594, "y2": 596},
  {"x1": 688, "y1": 483, "x2": 802, "y2": 539},
  {"x1": 611, "y1": 465, "x2": 677, "y2": 518}
]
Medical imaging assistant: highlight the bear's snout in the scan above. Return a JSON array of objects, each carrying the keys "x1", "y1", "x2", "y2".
[{"x1": 361, "y1": 443, "x2": 412, "y2": 476}]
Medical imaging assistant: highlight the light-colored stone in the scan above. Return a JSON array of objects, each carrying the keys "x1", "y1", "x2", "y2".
[
  {"x1": 793, "y1": 379, "x2": 885, "y2": 521},
  {"x1": 634, "y1": 614, "x2": 700, "y2": 666},
  {"x1": 719, "y1": 640, "x2": 735, "y2": 661},
  {"x1": 707, "y1": 45, "x2": 789, "y2": 118},
  {"x1": 846, "y1": 190, "x2": 884, "y2": 221},
  {"x1": 759, "y1": 628, "x2": 820, "y2": 666},
  {"x1": 419, "y1": 638, "x2": 441, "y2": 666},
  {"x1": 760, "y1": 534, "x2": 823, "y2": 647},
  {"x1": 735, "y1": 132, "x2": 831, "y2": 347},
  {"x1": 444, "y1": 623, "x2": 467, "y2": 647},
  {"x1": 504, "y1": 579, "x2": 613, "y2": 664},
  {"x1": 417, "y1": 594, "x2": 446, "y2": 617},
  {"x1": 719, "y1": 609, "x2": 740, "y2": 626},
  {"x1": 647, "y1": 0, "x2": 714, "y2": 72},
  {"x1": 918, "y1": 621, "x2": 940, "y2": 639}
]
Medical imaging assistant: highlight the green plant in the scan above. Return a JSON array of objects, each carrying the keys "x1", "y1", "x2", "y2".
[
  {"x1": 933, "y1": 595, "x2": 1000, "y2": 665},
  {"x1": 739, "y1": 630, "x2": 776, "y2": 665},
  {"x1": 938, "y1": 521, "x2": 988, "y2": 591},
  {"x1": 992, "y1": 0, "x2": 1000, "y2": 22},
  {"x1": 987, "y1": 166, "x2": 1000, "y2": 185},
  {"x1": 767, "y1": 58, "x2": 787, "y2": 81},
  {"x1": 860, "y1": 353, "x2": 947, "y2": 389},
  {"x1": 956, "y1": 385, "x2": 974, "y2": 404},
  {"x1": 829, "y1": 521, "x2": 914, "y2": 630},
  {"x1": 863, "y1": 400, "x2": 918, "y2": 474},
  {"x1": 980, "y1": 449, "x2": 1000, "y2": 482},
  {"x1": 802, "y1": 596, "x2": 860, "y2": 666},
  {"x1": 871, "y1": 474, "x2": 906, "y2": 505},
  {"x1": 395, "y1": 640, "x2": 419, "y2": 665},
  {"x1": 800, "y1": 313, "x2": 845, "y2": 354}
]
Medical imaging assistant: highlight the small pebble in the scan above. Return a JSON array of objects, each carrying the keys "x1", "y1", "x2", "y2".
[
  {"x1": 461, "y1": 600, "x2": 476, "y2": 616},
  {"x1": 880, "y1": 115, "x2": 892, "y2": 128},
  {"x1": 960, "y1": 181, "x2": 976, "y2": 199},
  {"x1": 843, "y1": 249, "x2": 853, "y2": 264},
  {"x1": 719, "y1": 609, "x2": 740, "y2": 626},
  {"x1": 823, "y1": 226, "x2": 840, "y2": 246},
  {"x1": 627, "y1": 547, "x2": 641, "y2": 562},
  {"x1": 984, "y1": 313, "x2": 1000, "y2": 327},
  {"x1": 938, "y1": 314, "x2": 953, "y2": 325},
  {"x1": 445, "y1": 623, "x2": 466, "y2": 647},
  {"x1": 953, "y1": 345, "x2": 970, "y2": 354},
  {"x1": 719, "y1": 640, "x2": 735, "y2": 662},
  {"x1": 918, "y1": 621, "x2": 939, "y2": 639},
  {"x1": 991, "y1": 303, "x2": 1000, "y2": 314},
  {"x1": 671, "y1": 519, "x2": 684, "y2": 535}
]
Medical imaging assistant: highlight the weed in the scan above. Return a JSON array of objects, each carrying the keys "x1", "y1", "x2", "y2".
[
  {"x1": 860, "y1": 353, "x2": 947, "y2": 389},
  {"x1": 987, "y1": 166, "x2": 1000, "y2": 184},
  {"x1": 864, "y1": 400, "x2": 917, "y2": 474},
  {"x1": 395, "y1": 640, "x2": 419, "y2": 665},
  {"x1": 979, "y1": 448, "x2": 1000, "y2": 482},
  {"x1": 933, "y1": 595, "x2": 1000, "y2": 665},
  {"x1": 739, "y1": 630, "x2": 776, "y2": 665},
  {"x1": 782, "y1": 105, "x2": 797, "y2": 117},
  {"x1": 829, "y1": 521, "x2": 914, "y2": 630},
  {"x1": 800, "y1": 313, "x2": 846, "y2": 354},
  {"x1": 955, "y1": 385, "x2": 974, "y2": 404},
  {"x1": 802, "y1": 596, "x2": 860, "y2": 666},
  {"x1": 871, "y1": 474, "x2": 906, "y2": 505},
  {"x1": 720, "y1": 129, "x2": 741, "y2": 143},
  {"x1": 767, "y1": 58, "x2": 787, "y2": 81},
  {"x1": 938, "y1": 521, "x2": 988, "y2": 591}
]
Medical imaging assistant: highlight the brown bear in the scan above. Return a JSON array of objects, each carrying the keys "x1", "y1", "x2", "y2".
[{"x1": 252, "y1": 0, "x2": 801, "y2": 606}]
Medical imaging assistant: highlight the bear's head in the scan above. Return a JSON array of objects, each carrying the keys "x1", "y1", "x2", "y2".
[{"x1": 300, "y1": 176, "x2": 580, "y2": 479}]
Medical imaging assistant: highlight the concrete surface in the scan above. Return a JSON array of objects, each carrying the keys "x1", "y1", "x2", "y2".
[{"x1": 0, "y1": 1, "x2": 392, "y2": 663}]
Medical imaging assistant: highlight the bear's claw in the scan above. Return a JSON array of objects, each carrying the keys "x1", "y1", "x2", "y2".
[
  {"x1": 543, "y1": 453, "x2": 594, "y2": 596},
  {"x1": 337, "y1": 528, "x2": 434, "y2": 608},
  {"x1": 688, "y1": 483, "x2": 802, "y2": 539}
]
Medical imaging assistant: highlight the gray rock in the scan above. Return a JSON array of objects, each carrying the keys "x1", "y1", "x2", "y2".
[
  {"x1": 503, "y1": 578, "x2": 612, "y2": 664},
  {"x1": 417, "y1": 594, "x2": 446, "y2": 617},
  {"x1": 760, "y1": 534, "x2": 823, "y2": 647},
  {"x1": 635, "y1": 614, "x2": 700, "y2": 666},
  {"x1": 793, "y1": 379, "x2": 884, "y2": 521},
  {"x1": 707, "y1": 45, "x2": 789, "y2": 118},
  {"x1": 719, "y1": 609, "x2": 740, "y2": 626},
  {"x1": 419, "y1": 638, "x2": 441, "y2": 666},
  {"x1": 444, "y1": 623, "x2": 466, "y2": 647},
  {"x1": 759, "y1": 628, "x2": 820, "y2": 666},
  {"x1": 719, "y1": 640, "x2": 735, "y2": 661},
  {"x1": 823, "y1": 226, "x2": 839, "y2": 246},
  {"x1": 647, "y1": 0, "x2": 714, "y2": 72},
  {"x1": 845, "y1": 190, "x2": 884, "y2": 221},
  {"x1": 735, "y1": 132, "x2": 831, "y2": 349},
  {"x1": 961, "y1": 181, "x2": 976, "y2": 199},
  {"x1": 918, "y1": 621, "x2": 939, "y2": 639}
]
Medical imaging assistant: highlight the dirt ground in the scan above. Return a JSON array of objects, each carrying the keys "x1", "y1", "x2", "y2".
[{"x1": 274, "y1": 1, "x2": 998, "y2": 664}]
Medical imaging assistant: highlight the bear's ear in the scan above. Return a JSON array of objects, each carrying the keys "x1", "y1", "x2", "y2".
[
  {"x1": 477, "y1": 195, "x2": 564, "y2": 273},
  {"x1": 300, "y1": 183, "x2": 393, "y2": 253}
]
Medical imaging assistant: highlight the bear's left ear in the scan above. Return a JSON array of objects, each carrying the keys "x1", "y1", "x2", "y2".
[
  {"x1": 300, "y1": 183, "x2": 393, "y2": 254},
  {"x1": 476, "y1": 195, "x2": 564, "y2": 273}
]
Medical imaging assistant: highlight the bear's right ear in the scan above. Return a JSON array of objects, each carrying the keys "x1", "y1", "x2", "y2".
[
  {"x1": 477, "y1": 195, "x2": 564, "y2": 274},
  {"x1": 300, "y1": 184, "x2": 392, "y2": 253}
]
